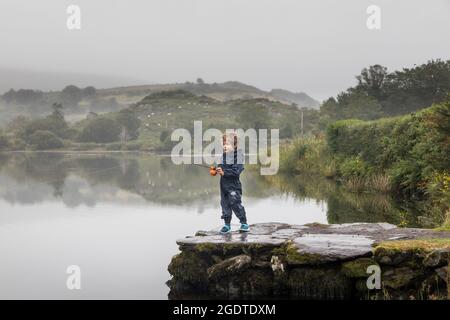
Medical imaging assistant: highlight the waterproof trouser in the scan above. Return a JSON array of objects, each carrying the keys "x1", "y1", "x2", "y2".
[{"x1": 220, "y1": 181, "x2": 247, "y2": 224}]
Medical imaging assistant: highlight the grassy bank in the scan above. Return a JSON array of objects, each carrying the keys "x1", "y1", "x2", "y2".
[{"x1": 279, "y1": 100, "x2": 450, "y2": 228}]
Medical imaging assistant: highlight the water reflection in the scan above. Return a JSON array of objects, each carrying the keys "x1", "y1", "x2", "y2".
[
  {"x1": 0, "y1": 152, "x2": 420, "y2": 226},
  {"x1": 264, "y1": 174, "x2": 421, "y2": 227}
]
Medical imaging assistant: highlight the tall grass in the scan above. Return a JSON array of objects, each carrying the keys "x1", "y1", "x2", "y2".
[
  {"x1": 342, "y1": 173, "x2": 391, "y2": 193},
  {"x1": 369, "y1": 173, "x2": 391, "y2": 192},
  {"x1": 279, "y1": 137, "x2": 336, "y2": 178}
]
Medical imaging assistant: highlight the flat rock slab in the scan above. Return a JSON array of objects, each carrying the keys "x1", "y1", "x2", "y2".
[
  {"x1": 179, "y1": 233, "x2": 287, "y2": 247},
  {"x1": 292, "y1": 234, "x2": 374, "y2": 263},
  {"x1": 177, "y1": 222, "x2": 450, "y2": 263}
]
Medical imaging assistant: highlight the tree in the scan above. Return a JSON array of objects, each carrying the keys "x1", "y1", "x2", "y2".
[
  {"x1": 6, "y1": 115, "x2": 29, "y2": 138},
  {"x1": 384, "y1": 59, "x2": 450, "y2": 114},
  {"x1": 115, "y1": 109, "x2": 141, "y2": 141},
  {"x1": 320, "y1": 98, "x2": 340, "y2": 120},
  {"x1": 25, "y1": 110, "x2": 69, "y2": 139},
  {"x1": 2, "y1": 89, "x2": 15, "y2": 104},
  {"x1": 61, "y1": 85, "x2": 83, "y2": 107},
  {"x1": 78, "y1": 117, "x2": 121, "y2": 143},
  {"x1": 196, "y1": 78, "x2": 205, "y2": 85},
  {"x1": 342, "y1": 93, "x2": 383, "y2": 120},
  {"x1": 355, "y1": 64, "x2": 388, "y2": 100},
  {"x1": 320, "y1": 60, "x2": 450, "y2": 121},
  {"x1": 237, "y1": 103, "x2": 271, "y2": 130},
  {"x1": 28, "y1": 130, "x2": 64, "y2": 150},
  {"x1": 2, "y1": 89, "x2": 44, "y2": 105},
  {"x1": 158, "y1": 129, "x2": 175, "y2": 150},
  {"x1": 52, "y1": 103, "x2": 64, "y2": 118},
  {"x1": 0, "y1": 132, "x2": 8, "y2": 149},
  {"x1": 82, "y1": 86, "x2": 97, "y2": 98}
]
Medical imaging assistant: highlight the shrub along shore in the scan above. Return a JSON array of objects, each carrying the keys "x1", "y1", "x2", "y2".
[{"x1": 279, "y1": 101, "x2": 450, "y2": 229}]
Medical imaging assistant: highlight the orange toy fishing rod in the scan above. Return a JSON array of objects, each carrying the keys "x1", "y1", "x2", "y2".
[{"x1": 191, "y1": 163, "x2": 218, "y2": 176}]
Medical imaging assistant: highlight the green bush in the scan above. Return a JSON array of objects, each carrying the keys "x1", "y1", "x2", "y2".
[
  {"x1": 25, "y1": 113, "x2": 69, "y2": 139},
  {"x1": 28, "y1": 130, "x2": 64, "y2": 150},
  {"x1": 78, "y1": 117, "x2": 121, "y2": 143},
  {"x1": 326, "y1": 119, "x2": 364, "y2": 154},
  {"x1": 159, "y1": 130, "x2": 170, "y2": 143},
  {"x1": 279, "y1": 138, "x2": 335, "y2": 177},
  {"x1": 115, "y1": 109, "x2": 141, "y2": 140},
  {"x1": 325, "y1": 100, "x2": 450, "y2": 223},
  {"x1": 338, "y1": 156, "x2": 370, "y2": 178}
]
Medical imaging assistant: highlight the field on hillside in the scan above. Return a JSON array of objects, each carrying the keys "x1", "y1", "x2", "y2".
[{"x1": 129, "y1": 90, "x2": 310, "y2": 149}]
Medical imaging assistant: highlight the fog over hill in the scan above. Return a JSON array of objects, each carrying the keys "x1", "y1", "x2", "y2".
[
  {"x1": 0, "y1": 68, "x2": 320, "y2": 108},
  {"x1": 0, "y1": 67, "x2": 144, "y2": 93}
]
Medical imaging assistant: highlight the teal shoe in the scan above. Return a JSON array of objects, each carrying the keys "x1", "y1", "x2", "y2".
[
  {"x1": 220, "y1": 224, "x2": 231, "y2": 234},
  {"x1": 239, "y1": 223, "x2": 250, "y2": 232}
]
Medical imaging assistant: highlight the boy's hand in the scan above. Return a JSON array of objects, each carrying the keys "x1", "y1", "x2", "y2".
[{"x1": 216, "y1": 167, "x2": 224, "y2": 176}]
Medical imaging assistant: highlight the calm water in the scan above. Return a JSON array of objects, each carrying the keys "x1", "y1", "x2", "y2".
[{"x1": 0, "y1": 152, "x2": 413, "y2": 299}]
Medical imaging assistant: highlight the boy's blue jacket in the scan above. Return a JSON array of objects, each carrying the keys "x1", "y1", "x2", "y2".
[{"x1": 218, "y1": 149, "x2": 244, "y2": 188}]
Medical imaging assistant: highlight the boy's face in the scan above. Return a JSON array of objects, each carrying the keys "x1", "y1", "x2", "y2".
[{"x1": 222, "y1": 140, "x2": 233, "y2": 153}]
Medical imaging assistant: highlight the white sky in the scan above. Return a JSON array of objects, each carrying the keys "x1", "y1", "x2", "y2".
[{"x1": 0, "y1": 0, "x2": 449, "y2": 100}]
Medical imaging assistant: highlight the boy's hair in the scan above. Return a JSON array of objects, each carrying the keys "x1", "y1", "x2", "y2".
[{"x1": 222, "y1": 132, "x2": 238, "y2": 148}]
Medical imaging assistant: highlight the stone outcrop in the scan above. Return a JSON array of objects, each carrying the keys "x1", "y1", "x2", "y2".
[{"x1": 167, "y1": 223, "x2": 450, "y2": 300}]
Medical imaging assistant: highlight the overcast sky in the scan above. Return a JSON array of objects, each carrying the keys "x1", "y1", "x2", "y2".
[{"x1": 0, "y1": 0, "x2": 449, "y2": 100}]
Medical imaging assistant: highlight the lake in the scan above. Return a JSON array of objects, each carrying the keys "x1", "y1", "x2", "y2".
[{"x1": 0, "y1": 152, "x2": 416, "y2": 299}]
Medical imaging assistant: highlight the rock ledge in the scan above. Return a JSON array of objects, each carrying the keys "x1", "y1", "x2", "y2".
[{"x1": 168, "y1": 223, "x2": 450, "y2": 299}]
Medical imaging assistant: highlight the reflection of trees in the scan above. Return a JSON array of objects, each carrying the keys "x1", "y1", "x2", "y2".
[
  {"x1": 0, "y1": 153, "x2": 279, "y2": 208},
  {"x1": 0, "y1": 153, "x2": 427, "y2": 226},
  {"x1": 0, "y1": 153, "x2": 68, "y2": 197},
  {"x1": 264, "y1": 174, "x2": 421, "y2": 227},
  {"x1": 73, "y1": 156, "x2": 141, "y2": 191}
]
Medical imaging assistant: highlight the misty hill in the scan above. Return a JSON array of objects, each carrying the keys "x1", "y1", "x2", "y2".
[
  {"x1": 0, "y1": 71, "x2": 319, "y2": 128},
  {"x1": 0, "y1": 67, "x2": 143, "y2": 93},
  {"x1": 127, "y1": 90, "x2": 311, "y2": 149},
  {"x1": 0, "y1": 68, "x2": 319, "y2": 109},
  {"x1": 269, "y1": 89, "x2": 319, "y2": 108},
  {"x1": 66, "y1": 90, "x2": 319, "y2": 151},
  {"x1": 98, "y1": 80, "x2": 320, "y2": 109},
  {"x1": 0, "y1": 88, "x2": 320, "y2": 152}
]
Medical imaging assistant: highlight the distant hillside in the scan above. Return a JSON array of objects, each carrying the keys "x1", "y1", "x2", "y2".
[
  {"x1": 120, "y1": 90, "x2": 319, "y2": 149},
  {"x1": 269, "y1": 89, "x2": 320, "y2": 108},
  {"x1": 0, "y1": 75, "x2": 319, "y2": 127},
  {"x1": 98, "y1": 81, "x2": 319, "y2": 109},
  {"x1": 0, "y1": 67, "x2": 143, "y2": 93}
]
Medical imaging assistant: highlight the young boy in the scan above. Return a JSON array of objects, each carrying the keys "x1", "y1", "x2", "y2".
[{"x1": 215, "y1": 133, "x2": 249, "y2": 233}]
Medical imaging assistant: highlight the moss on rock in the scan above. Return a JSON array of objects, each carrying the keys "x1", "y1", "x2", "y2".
[
  {"x1": 341, "y1": 258, "x2": 377, "y2": 278},
  {"x1": 382, "y1": 266, "x2": 423, "y2": 289},
  {"x1": 168, "y1": 251, "x2": 210, "y2": 285},
  {"x1": 376, "y1": 239, "x2": 450, "y2": 252},
  {"x1": 374, "y1": 238, "x2": 450, "y2": 266},
  {"x1": 195, "y1": 242, "x2": 220, "y2": 253},
  {"x1": 274, "y1": 241, "x2": 327, "y2": 265}
]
